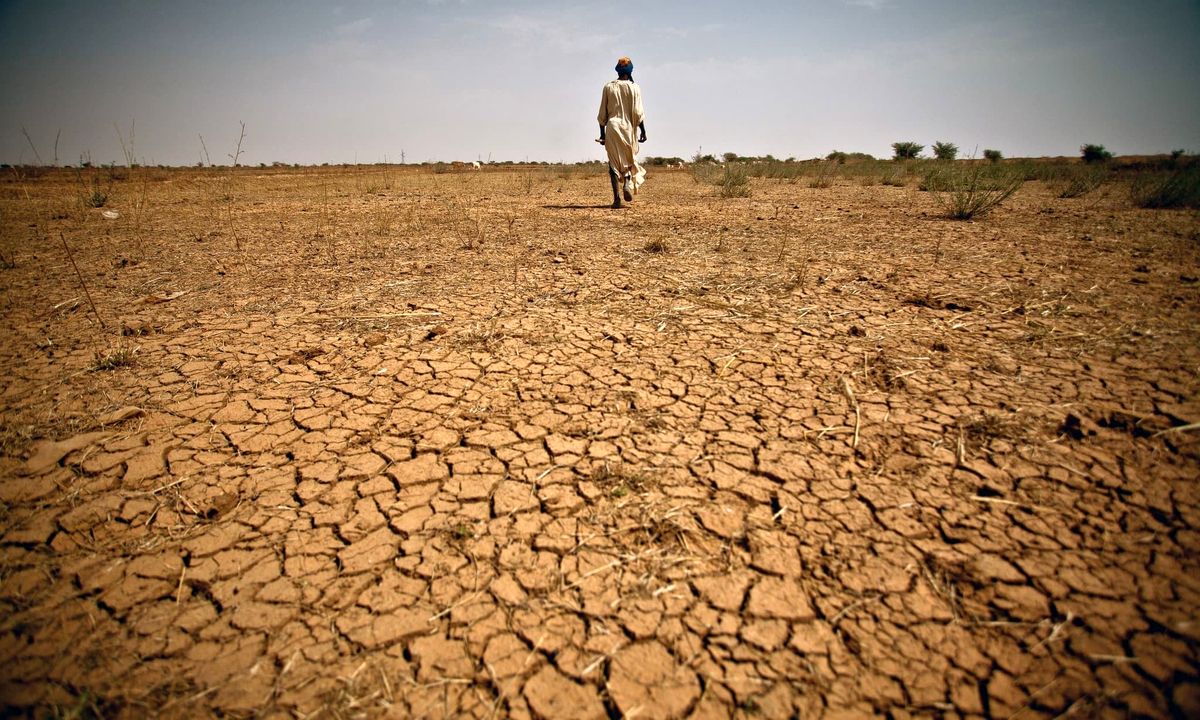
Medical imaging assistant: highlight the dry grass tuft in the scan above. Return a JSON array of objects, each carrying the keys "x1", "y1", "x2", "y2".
[
  {"x1": 956, "y1": 410, "x2": 1033, "y2": 459},
  {"x1": 1055, "y1": 165, "x2": 1107, "y2": 198},
  {"x1": 570, "y1": 492, "x2": 710, "y2": 598},
  {"x1": 590, "y1": 462, "x2": 652, "y2": 497},
  {"x1": 880, "y1": 168, "x2": 907, "y2": 187},
  {"x1": 921, "y1": 555, "x2": 969, "y2": 621},
  {"x1": 625, "y1": 501, "x2": 692, "y2": 547},
  {"x1": 453, "y1": 322, "x2": 507, "y2": 351},
  {"x1": 718, "y1": 164, "x2": 751, "y2": 198},
  {"x1": 0, "y1": 422, "x2": 36, "y2": 457},
  {"x1": 861, "y1": 350, "x2": 909, "y2": 390},
  {"x1": 90, "y1": 342, "x2": 138, "y2": 371},
  {"x1": 1130, "y1": 167, "x2": 1200, "y2": 209},
  {"x1": 317, "y1": 660, "x2": 398, "y2": 718},
  {"x1": 934, "y1": 164, "x2": 1024, "y2": 219},
  {"x1": 642, "y1": 237, "x2": 669, "y2": 253},
  {"x1": 808, "y1": 161, "x2": 835, "y2": 189}
]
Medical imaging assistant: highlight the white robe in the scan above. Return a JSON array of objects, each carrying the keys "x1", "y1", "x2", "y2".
[{"x1": 598, "y1": 79, "x2": 646, "y2": 191}]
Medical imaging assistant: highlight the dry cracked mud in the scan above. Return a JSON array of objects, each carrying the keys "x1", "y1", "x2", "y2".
[{"x1": 0, "y1": 165, "x2": 1198, "y2": 718}]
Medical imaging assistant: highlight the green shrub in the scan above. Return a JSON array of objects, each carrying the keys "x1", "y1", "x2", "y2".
[
  {"x1": 1130, "y1": 167, "x2": 1200, "y2": 209},
  {"x1": 932, "y1": 142, "x2": 958, "y2": 161},
  {"x1": 746, "y1": 160, "x2": 804, "y2": 181},
  {"x1": 809, "y1": 161, "x2": 836, "y2": 188},
  {"x1": 74, "y1": 168, "x2": 110, "y2": 207},
  {"x1": 892, "y1": 142, "x2": 923, "y2": 160},
  {"x1": 881, "y1": 167, "x2": 907, "y2": 186},
  {"x1": 719, "y1": 163, "x2": 751, "y2": 198},
  {"x1": 690, "y1": 161, "x2": 722, "y2": 185},
  {"x1": 919, "y1": 165, "x2": 951, "y2": 192},
  {"x1": 826, "y1": 150, "x2": 848, "y2": 164},
  {"x1": 983, "y1": 149, "x2": 1003, "y2": 163},
  {"x1": 1013, "y1": 161, "x2": 1064, "y2": 183},
  {"x1": 933, "y1": 164, "x2": 1024, "y2": 219},
  {"x1": 1081, "y1": 144, "x2": 1112, "y2": 164}
]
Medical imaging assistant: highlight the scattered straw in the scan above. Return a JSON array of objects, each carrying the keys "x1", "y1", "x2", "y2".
[
  {"x1": 841, "y1": 377, "x2": 860, "y2": 449},
  {"x1": 1154, "y1": 421, "x2": 1200, "y2": 437}
]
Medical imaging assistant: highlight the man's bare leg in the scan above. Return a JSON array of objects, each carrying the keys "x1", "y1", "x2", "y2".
[{"x1": 609, "y1": 167, "x2": 622, "y2": 208}]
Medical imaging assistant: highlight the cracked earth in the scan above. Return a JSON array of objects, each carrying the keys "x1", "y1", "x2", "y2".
[{"x1": 0, "y1": 166, "x2": 1198, "y2": 718}]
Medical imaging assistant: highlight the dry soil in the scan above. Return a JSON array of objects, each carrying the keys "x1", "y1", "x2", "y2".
[{"x1": 0, "y1": 165, "x2": 1197, "y2": 718}]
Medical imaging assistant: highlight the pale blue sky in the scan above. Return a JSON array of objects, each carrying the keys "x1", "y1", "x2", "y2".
[{"x1": 1, "y1": 0, "x2": 1197, "y2": 165}]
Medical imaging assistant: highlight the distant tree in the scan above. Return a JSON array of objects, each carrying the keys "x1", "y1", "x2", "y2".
[
  {"x1": 892, "y1": 142, "x2": 924, "y2": 160},
  {"x1": 722, "y1": 152, "x2": 739, "y2": 163},
  {"x1": 983, "y1": 149, "x2": 1003, "y2": 163},
  {"x1": 1081, "y1": 144, "x2": 1112, "y2": 163},
  {"x1": 826, "y1": 150, "x2": 848, "y2": 164},
  {"x1": 932, "y1": 141, "x2": 958, "y2": 161}
]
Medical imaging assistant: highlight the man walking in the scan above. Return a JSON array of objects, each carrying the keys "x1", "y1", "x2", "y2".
[{"x1": 598, "y1": 56, "x2": 647, "y2": 208}]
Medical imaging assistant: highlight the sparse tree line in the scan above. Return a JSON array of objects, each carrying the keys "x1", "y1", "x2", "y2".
[
  {"x1": 889, "y1": 141, "x2": 1001, "y2": 162},
  {"x1": 648, "y1": 143, "x2": 1190, "y2": 169},
  {"x1": 671, "y1": 142, "x2": 1199, "y2": 214}
]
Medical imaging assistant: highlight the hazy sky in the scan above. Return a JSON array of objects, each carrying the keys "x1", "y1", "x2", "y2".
[{"x1": 2, "y1": 0, "x2": 1198, "y2": 165}]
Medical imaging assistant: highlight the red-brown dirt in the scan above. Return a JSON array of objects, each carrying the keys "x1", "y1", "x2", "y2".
[{"x1": 0, "y1": 165, "x2": 1197, "y2": 718}]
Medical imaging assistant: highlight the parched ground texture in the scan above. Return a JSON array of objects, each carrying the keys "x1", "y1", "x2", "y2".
[{"x1": 0, "y1": 165, "x2": 1198, "y2": 718}]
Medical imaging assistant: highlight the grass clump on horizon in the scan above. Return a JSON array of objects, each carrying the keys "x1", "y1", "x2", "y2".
[{"x1": 1056, "y1": 165, "x2": 1109, "y2": 198}]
